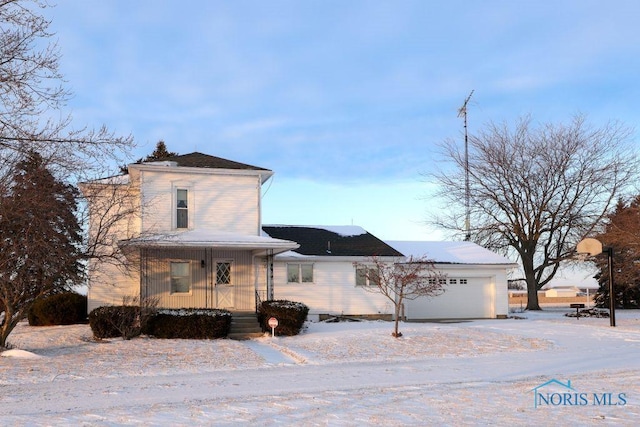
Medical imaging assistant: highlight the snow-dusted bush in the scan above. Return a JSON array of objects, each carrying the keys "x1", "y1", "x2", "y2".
[
  {"x1": 28, "y1": 293, "x2": 87, "y2": 326},
  {"x1": 144, "y1": 309, "x2": 232, "y2": 339},
  {"x1": 89, "y1": 305, "x2": 141, "y2": 340},
  {"x1": 258, "y1": 300, "x2": 309, "y2": 336}
]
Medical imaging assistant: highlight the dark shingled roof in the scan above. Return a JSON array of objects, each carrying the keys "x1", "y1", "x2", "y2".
[
  {"x1": 262, "y1": 226, "x2": 403, "y2": 257},
  {"x1": 148, "y1": 152, "x2": 270, "y2": 171}
]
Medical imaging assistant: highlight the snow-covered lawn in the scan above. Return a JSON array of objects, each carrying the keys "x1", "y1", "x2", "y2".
[{"x1": 1, "y1": 309, "x2": 639, "y2": 426}]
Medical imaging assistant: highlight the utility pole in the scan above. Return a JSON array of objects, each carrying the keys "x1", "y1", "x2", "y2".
[{"x1": 458, "y1": 90, "x2": 474, "y2": 241}]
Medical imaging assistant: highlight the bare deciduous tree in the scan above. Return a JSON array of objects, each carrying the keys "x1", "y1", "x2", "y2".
[
  {"x1": 354, "y1": 256, "x2": 446, "y2": 337},
  {"x1": 78, "y1": 175, "x2": 141, "y2": 277},
  {"x1": 432, "y1": 114, "x2": 639, "y2": 310},
  {"x1": 0, "y1": 1, "x2": 135, "y2": 344},
  {"x1": 0, "y1": 0, "x2": 133, "y2": 176},
  {"x1": 79, "y1": 141, "x2": 180, "y2": 285}
]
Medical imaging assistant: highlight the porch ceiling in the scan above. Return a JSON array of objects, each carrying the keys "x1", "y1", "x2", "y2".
[{"x1": 120, "y1": 230, "x2": 299, "y2": 255}]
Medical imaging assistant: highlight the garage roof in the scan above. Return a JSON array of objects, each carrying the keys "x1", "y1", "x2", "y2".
[{"x1": 386, "y1": 241, "x2": 516, "y2": 265}]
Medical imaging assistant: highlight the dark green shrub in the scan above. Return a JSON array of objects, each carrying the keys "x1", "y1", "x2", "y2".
[
  {"x1": 144, "y1": 309, "x2": 232, "y2": 339},
  {"x1": 28, "y1": 293, "x2": 87, "y2": 326},
  {"x1": 258, "y1": 300, "x2": 309, "y2": 336},
  {"x1": 89, "y1": 305, "x2": 141, "y2": 340}
]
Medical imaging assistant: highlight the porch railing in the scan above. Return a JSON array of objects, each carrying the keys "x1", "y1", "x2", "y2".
[{"x1": 255, "y1": 290, "x2": 267, "y2": 313}]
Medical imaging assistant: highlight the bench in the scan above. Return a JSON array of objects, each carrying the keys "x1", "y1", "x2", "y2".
[{"x1": 570, "y1": 303, "x2": 586, "y2": 319}]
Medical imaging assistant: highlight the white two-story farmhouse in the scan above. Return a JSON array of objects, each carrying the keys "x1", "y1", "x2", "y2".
[
  {"x1": 81, "y1": 152, "x2": 516, "y2": 320},
  {"x1": 81, "y1": 153, "x2": 298, "y2": 313}
]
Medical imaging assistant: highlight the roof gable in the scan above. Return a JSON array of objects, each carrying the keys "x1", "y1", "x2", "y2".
[
  {"x1": 262, "y1": 225, "x2": 403, "y2": 257},
  {"x1": 146, "y1": 152, "x2": 270, "y2": 171}
]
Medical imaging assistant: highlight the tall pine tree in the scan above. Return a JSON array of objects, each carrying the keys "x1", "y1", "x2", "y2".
[{"x1": 0, "y1": 152, "x2": 82, "y2": 348}]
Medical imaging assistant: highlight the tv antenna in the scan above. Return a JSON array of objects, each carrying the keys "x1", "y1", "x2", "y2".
[{"x1": 457, "y1": 90, "x2": 474, "y2": 241}]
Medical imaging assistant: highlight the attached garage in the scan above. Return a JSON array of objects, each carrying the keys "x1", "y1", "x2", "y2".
[
  {"x1": 387, "y1": 241, "x2": 517, "y2": 320},
  {"x1": 263, "y1": 226, "x2": 518, "y2": 321},
  {"x1": 404, "y1": 276, "x2": 495, "y2": 320}
]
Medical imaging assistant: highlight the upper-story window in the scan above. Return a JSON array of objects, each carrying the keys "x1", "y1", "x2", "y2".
[{"x1": 176, "y1": 189, "x2": 188, "y2": 229}]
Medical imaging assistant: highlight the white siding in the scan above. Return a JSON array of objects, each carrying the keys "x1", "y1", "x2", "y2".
[
  {"x1": 139, "y1": 170, "x2": 260, "y2": 235},
  {"x1": 273, "y1": 261, "x2": 393, "y2": 316},
  {"x1": 82, "y1": 182, "x2": 142, "y2": 313},
  {"x1": 273, "y1": 260, "x2": 510, "y2": 320},
  {"x1": 86, "y1": 259, "x2": 140, "y2": 312},
  {"x1": 142, "y1": 248, "x2": 256, "y2": 310},
  {"x1": 404, "y1": 265, "x2": 509, "y2": 319},
  {"x1": 84, "y1": 166, "x2": 265, "y2": 313},
  {"x1": 493, "y1": 268, "x2": 509, "y2": 317},
  {"x1": 404, "y1": 277, "x2": 494, "y2": 319}
]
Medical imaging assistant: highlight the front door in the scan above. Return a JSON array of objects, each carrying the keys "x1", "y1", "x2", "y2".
[{"x1": 214, "y1": 261, "x2": 234, "y2": 309}]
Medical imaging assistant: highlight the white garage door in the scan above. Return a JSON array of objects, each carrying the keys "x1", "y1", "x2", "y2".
[{"x1": 404, "y1": 278, "x2": 494, "y2": 320}]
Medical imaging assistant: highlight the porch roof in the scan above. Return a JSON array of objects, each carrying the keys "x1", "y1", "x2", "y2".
[{"x1": 120, "y1": 230, "x2": 299, "y2": 255}]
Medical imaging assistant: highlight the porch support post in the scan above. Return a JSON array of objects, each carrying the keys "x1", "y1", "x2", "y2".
[
  {"x1": 267, "y1": 249, "x2": 274, "y2": 301},
  {"x1": 139, "y1": 247, "x2": 147, "y2": 302}
]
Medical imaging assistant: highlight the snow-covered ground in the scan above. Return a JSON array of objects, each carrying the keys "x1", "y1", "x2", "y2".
[{"x1": 1, "y1": 309, "x2": 639, "y2": 426}]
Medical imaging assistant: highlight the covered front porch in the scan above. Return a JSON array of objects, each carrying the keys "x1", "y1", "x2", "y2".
[{"x1": 121, "y1": 230, "x2": 298, "y2": 311}]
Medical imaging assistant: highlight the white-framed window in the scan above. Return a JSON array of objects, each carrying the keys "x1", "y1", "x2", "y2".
[
  {"x1": 170, "y1": 261, "x2": 191, "y2": 294},
  {"x1": 460, "y1": 278, "x2": 468, "y2": 285},
  {"x1": 176, "y1": 188, "x2": 188, "y2": 229},
  {"x1": 449, "y1": 279, "x2": 457, "y2": 284},
  {"x1": 355, "y1": 266, "x2": 379, "y2": 287},
  {"x1": 287, "y1": 263, "x2": 313, "y2": 283},
  {"x1": 216, "y1": 261, "x2": 232, "y2": 285}
]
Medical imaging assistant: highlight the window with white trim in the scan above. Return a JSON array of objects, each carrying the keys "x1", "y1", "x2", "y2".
[
  {"x1": 355, "y1": 266, "x2": 379, "y2": 287},
  {"x1": 287, "y1": 263, "x2": 313, "y2": 283},
  {"x1": 170, "y1": 261, "x2": 191, "y2": 293},
  {"x1": 460, "y1": 278, "x2": 468, "y2": 284},
  {"x1": 176, "y1": 189, "x2": 188, "y2": 229}
]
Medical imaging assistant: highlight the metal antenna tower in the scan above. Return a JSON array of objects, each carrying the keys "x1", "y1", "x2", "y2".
[{"x1": 457, "y1": 90, "x2": 474, "y2": 241}]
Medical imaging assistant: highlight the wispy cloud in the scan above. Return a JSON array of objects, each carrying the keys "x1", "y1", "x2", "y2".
[{"x1": 46, "y1": 0, "x2": 640, "y2": 184}]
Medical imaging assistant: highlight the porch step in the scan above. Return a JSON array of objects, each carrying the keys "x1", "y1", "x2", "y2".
[{"x1": 228, "y1": 312, "x2": 264, "y2": 340}]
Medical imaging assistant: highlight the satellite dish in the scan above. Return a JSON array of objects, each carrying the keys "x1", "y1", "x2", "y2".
[{"x1": 576, "y1": 238, "x2": 603, "y2": 256}]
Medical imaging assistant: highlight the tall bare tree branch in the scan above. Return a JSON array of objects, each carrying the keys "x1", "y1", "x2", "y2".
[{"x1": 430, "y1": 114, "x2": 639, "y2": 310}]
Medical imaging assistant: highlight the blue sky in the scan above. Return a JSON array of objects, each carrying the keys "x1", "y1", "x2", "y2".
[{"x1": 46, "y1": 0, "x2": 640, "y2": 241}]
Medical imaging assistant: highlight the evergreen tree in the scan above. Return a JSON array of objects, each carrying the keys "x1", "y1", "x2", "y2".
[
  {"x1": 593, "y1": 196, "x2": 640, "y2": 309},
  {"x1": 119, "y1": 140, "x2": 178, "y2": 174},
  {"x1": 0, "y1": 152, "x2": 82, "y2": 348},
  {"x1": 145, "y1": 141, "x2": 178, "y2": 161}
]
